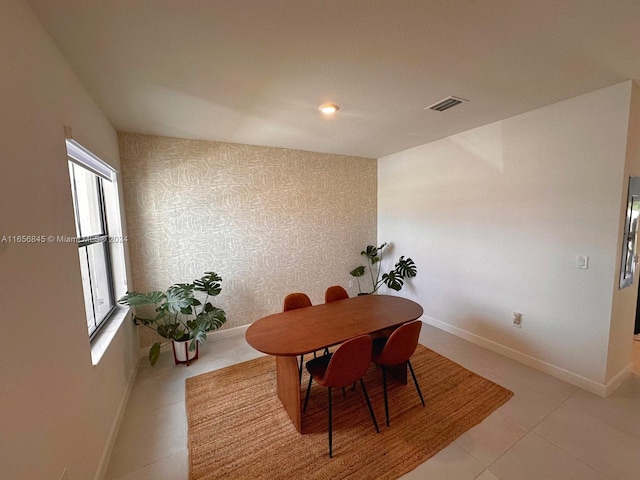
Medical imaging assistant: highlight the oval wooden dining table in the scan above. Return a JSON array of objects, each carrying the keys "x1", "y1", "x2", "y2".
[{"x1": 245, "y1": 294, "x2": 424, "y2": 433}]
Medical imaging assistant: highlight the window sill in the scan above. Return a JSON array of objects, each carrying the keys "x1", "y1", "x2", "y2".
[{"x1": 90, "y1": 306, "x2": 131, "y2": 366}]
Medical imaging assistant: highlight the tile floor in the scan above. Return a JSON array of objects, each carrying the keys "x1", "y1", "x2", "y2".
[{"x1": 104, "y1": 325, "x2": 640, "y2": 480}]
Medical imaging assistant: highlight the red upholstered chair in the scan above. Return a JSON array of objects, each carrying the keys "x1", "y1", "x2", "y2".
[
  {"x1": 324, "y1": 285, "x2": 349, "y2": 303},
  {"x1": 303, "y1": 335, "x2": 379, "y2": 457},
  {"x1": 283, "y1": 292, "x2": 312, "y2": 311},
  {"x1": 371, "y1": 320, "x2": 425, "y2": 426},
  {"x1": 323, "y1": 286, "x2": 349, "y2": 355},
  {"x1": 283, "y1": 293, "x2": 314, "y2": 382}
]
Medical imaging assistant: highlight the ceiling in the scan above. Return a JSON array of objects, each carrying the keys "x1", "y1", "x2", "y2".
[{"x1": 27, "y1": 0, "x2": 640, "y2": 159}]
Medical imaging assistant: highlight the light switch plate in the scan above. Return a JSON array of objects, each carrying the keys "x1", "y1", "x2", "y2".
[{"x1": 576, "y1": 255, "x2": 589, "y2": 269}]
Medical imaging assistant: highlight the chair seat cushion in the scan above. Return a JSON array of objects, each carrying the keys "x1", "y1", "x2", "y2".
[{"x1": 305, "y1": 353, "x2": 333, "y2": 384}]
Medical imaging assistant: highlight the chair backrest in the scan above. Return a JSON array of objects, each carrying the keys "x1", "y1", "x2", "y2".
[
  {"x1": 376, "y1": 320, "x2": 422, "y2": 366},
  {"x1": 324, "y1": 285, "x2": 349, "y2": 303},
  {"x1": 283, "y1": 292, "x2": 312, "y2": 311},
  {"x1": 322, "y1": 335, "x2": 372, "y2": 388}
]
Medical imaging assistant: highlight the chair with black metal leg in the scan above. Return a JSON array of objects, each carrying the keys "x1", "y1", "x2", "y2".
[
  {"x1": 283, "y1": 293, "x2": 313, "y2": 382},
  {"x1": 371, "y1": 319, "x2": 425, "y2": 427},
  {"x1": 303, "y1": 334, "x2": 379, "y2": 458},
  {"x1": 323, "y1": 286, "x2": 349, "y2": 355}
]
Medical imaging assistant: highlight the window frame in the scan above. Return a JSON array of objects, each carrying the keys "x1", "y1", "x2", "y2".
[{"x1": 67, "y1": 142, "x2": 118, "y2": 340}]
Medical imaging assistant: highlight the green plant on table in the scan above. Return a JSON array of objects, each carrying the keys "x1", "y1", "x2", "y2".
[
  {"x1": 117, "y1": 271, "x2": 226, "y2": 366},
  {"x1": 350, "y1": 243, "x2": 417, "y2": 294}
]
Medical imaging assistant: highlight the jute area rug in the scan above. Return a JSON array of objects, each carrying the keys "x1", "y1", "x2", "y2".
[{"x1": 186, "y1": 345, "x2": 513, "y2": 480}]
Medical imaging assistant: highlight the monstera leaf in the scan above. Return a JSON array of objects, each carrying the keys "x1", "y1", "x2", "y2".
[
  {"x1": 394, "y1": 256, "x2": 417, "y2": 278},
  {"x1": 194, "y1": 271, "x2": 222, "y2": 296},
  {"x1": 163, "y1": 285, "x2": 194, "y2": 313},
  {"x1": 349, "y1": 243, "x2": 417, "y2": 294},
  {"x1": 117, "y1": 271, "x2": 227, "y2": 366},
  {"x1": 118, "y1": 290, "x2": 165, "y2": 306},
  {"x1": 382, "y1": 271, "x2": 405, "y2": 291},
  {"x1": 361, "y1": 243, "x2": 387, "y2": 265},
  {"x1": 350, "y1": 266, "x2": 365, "y2": 277}
]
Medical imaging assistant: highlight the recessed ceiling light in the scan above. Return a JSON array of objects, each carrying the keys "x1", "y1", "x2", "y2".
[{"x1": 319, "y1": 103, "x2": 339, "y2": 114}]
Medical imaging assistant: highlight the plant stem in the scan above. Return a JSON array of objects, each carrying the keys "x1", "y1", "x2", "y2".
[
  {"x1": 368, "y1": 262, "x2": 376, "y2": 293},
  {"x1": 201, "y1": 294, "x2": 209, "y2": 317},
  {"x1": 137, "y1": 319, "x2": 170, "y2": 343}
]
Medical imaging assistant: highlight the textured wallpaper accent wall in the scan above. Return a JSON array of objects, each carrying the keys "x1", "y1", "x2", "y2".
[{"x1": 118, "y1": 133, "x2": 377, "y2": 347}]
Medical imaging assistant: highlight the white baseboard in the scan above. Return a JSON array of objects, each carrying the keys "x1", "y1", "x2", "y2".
[
  {"x1": 94, "y1": 356, "x2": 140, "y2": 480},
  {"x1": 207, "y1": 324, "x2": 249, "y2": 340},
  {"x1": 139, "y1": 324, "x2": 249, "y2": 357},
  {"x1": 604, "y1": 362, "x2": 634, "y2": 396},
  {"x1": 422, "y1": 316, "x2": 632, "y2": 397}
]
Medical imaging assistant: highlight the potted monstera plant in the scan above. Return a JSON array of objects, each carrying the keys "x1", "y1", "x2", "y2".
[
  {"x1": 118, "y1": 271, "x2": 226, "y2": 366},
  {"x1": 350, "y1": 243, "x2": 417, "y2": 295}
]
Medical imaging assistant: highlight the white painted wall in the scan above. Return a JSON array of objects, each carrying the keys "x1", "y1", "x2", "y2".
[
  {"x1": 378, "y1": 82, "x2": 636, "y2": 393},
  {"x1": 0, "y1": 1, "x2": 138, "y2": 479}
]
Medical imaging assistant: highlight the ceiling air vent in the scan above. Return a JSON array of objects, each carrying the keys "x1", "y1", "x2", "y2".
[{"x1": 425, "y1": 96, "x2": 468, "y2": 112}]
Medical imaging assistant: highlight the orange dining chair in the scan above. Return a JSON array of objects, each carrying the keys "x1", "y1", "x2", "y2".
[
  {"x1": 322, "y1": 286, "x2": 349, "y2": 355},
  {"x1": 283, "y1": 292, "x2": 314, "y2": 382},
  {"x1": 283, "y1": 292, "x2": 312, "y2": 311},
  {"x1": 324, "y1": 285, "x2": 349, "y2": 303},
  {"x1": 371, "y1": 320, "x2": 425, "y2": 426},
  {"x1": 303, "y1": 335, "x2": 379, "y2": 458}
]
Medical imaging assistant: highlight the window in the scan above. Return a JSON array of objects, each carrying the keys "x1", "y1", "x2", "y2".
[{"x1": 67, "y1": 139, "x2": 120, "y2": 339}]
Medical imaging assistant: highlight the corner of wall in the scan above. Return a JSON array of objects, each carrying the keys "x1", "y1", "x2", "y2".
[{"x1": 606, "y1": 80, "x2": 640, "y2": 383}]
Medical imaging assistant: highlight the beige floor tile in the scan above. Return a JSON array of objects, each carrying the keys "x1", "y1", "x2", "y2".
[
  {"x1": 456, "y1": 411, "x2": 528, "y2": 466},
  {"x1": 205, "y1": 338, "x2": 241, "y2": 358},
  {"x1": 399, "y1": 442, "x2": 485, "y2": 480},
  {"x1": 135, "y1": 351, "x2": 177, "y2": 381},
  {"x1": 442, "y1": 340, "x2": 514, "y2": 372},
  {"x1": 491, "y1": 360, "x2": 577, "y2": 403},
  {"x1": 236, "y1": 339, "x2": 267, "y2": 362},
  {"x1": 563, "y1": 377, "x2": 640, "y2": 441},
  {"x1": 432, "y1": 344, "x2": 494, "y2": 375},
  {"x1": 125, "y1": 371, "x2": 186, "y2": 416},
  {"x1": 107, "y1": 449, "x2": 188, "y2": 480},
  {"x1": 181, "y1": 353, "x2": 240, "y2": 379},
  {"x1": 533, "y1": 403, "x2": 640, "y2": 480},
  {"x1": 475, "y1": 470, "x2": 501, "y2": 480},
  {"x1": 489, "y1": 432, "x2": 606, "y2": 480},
  {"x1": 106, "y1": 402, "x2": 187, "y2": 479},
  {"x1": 420, "y1": 324, "x2": 460, "y2": 348},
  {"x1": 479, "y1": 369, "x2": 563, "y2": 429}
]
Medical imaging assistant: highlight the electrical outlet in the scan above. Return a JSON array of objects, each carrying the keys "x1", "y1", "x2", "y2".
[
  {"x1": 348, "y1": 280, "x2": 353, "y2": 288},
  {"x1": 513, "y1": 312, "x2": 522, "y2": 328}
]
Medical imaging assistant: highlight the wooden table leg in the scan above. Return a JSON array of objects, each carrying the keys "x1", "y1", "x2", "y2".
[{"x1": 276, "y1": 355, "x2": 302, "y2": 433}]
